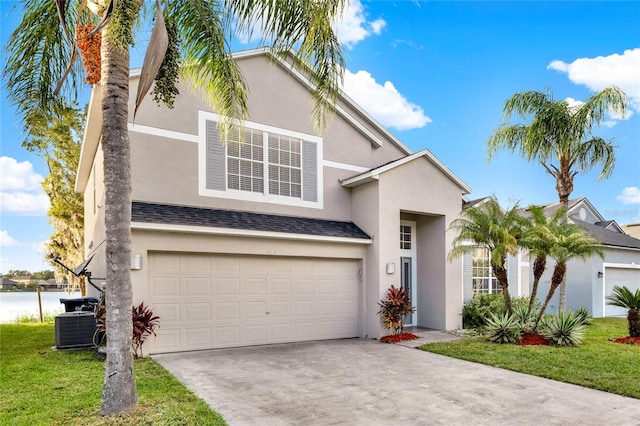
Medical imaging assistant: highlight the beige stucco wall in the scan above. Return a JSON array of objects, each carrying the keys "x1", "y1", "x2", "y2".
[{"x1": 351, "y1": 156, "x2": 465, "y2": 336}]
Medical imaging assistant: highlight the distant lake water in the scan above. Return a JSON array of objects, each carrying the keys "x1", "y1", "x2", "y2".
[{"x1": 0, "y1": 292, "x2": 81, "y2": 323}]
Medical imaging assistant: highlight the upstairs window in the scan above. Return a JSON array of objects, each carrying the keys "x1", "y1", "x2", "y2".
[
  {"x1": 400, "y1": 225, "x2": 412, "y2": 249},
  {"x1": 204, "y1": 117, "x2": 320, "y2": 206}
]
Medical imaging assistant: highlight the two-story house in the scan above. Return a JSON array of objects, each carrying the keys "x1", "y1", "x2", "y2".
[{"x1": 76, "y1": 48, "x2": 471, "y2": 354}]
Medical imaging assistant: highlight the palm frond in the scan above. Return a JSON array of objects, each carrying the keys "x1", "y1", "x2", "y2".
[
  {"x1": 3, "y1": 0, "x2": 85, "y2": 118},
  {"x1": 173, "y1": 0, "x2": 248, "y2": 129}
]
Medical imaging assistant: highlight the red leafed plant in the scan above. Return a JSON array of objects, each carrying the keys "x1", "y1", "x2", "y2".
[
  {"x1": 132, "y1": 302, "x2": 160, "y2": 359},
  {"x1": 94, "y1": 299, "x2": 160, "y2": 359},
  {"x1": 378, "y1": 285, "x2": 416, "y2": 336}
]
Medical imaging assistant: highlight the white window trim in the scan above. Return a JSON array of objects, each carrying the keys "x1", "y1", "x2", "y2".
[
  {"x1": 400, "y1": 220, "x2": 417, "y2": 325},
  {"x1": 198, "y1": 111, "x2": 324, "y2": 209}
]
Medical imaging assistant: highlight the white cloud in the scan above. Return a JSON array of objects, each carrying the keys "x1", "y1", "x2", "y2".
[
  {"x1": 343, "y1": 70, "x2": 431, "y2": 131},
  {"x1": 0, "y1": 156, "x2": 49, "y2": 216},
  {"x1": 548, "y1": 48, "x2": 640, "y2": 117},
  {"x1": 333, "y1": 0, "x2": 386, "y2": 49},
  {"x1": 0, "y1": 231, "x2": 19, "y2": 247},
  {"x1": 616, "y1": 187, "x2": 640, "y2": 205}
]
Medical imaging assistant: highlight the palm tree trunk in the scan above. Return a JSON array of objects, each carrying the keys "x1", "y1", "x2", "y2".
[
  {"x1": 99, "y1": 30, "x2": 138, "y2": 416},
  {"x1": 534, "y1": 263, "x2": 566, "y2": 330},
  {"x1": 558, "y1": 275, "x2": 568, "y2": 312},
  {"x1": 628, "y1": 308, "x2": 640, "y2": 338},
  {"x1": 555, "y1": 163, "x2": 572, "y2": 313},
  {"x1": 527, "y1": 255, "x2": 546, "y2": 317},
  {"x1": 492, "y1": 264, "x2": 512, "y2": 315}
]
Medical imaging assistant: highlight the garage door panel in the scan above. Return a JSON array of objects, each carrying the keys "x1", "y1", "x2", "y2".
[
  {"x1": 151, "y1": 276, "x2": 181, "y2": 297},
  {"x1": 154, "y1": 303, "x2": 181, "y2": 324},
  {"x1": 216, "y1": 326, "x2": 241, "y2": 345},
  {"x1": 245, "y1": 278, "x2": 267, "y2": 296},
  {"x1": 183, "y1": 277, "x2": 213, "y2": 296},
  {"x1": 245, "y1": 325, "x2": 268, "y2": 343},
  {"x1": 149, "y1": 253, "x2": 361, "y2": 353},
  {"x1": 183, "y1": 303, "x2": 212, "y2": 322},
  {"x1": 216, "y1": 302, "x2": 240, "y2": 320},
  {"x1": 183, "y1": 327, "x2": 212, "y2": 349}
]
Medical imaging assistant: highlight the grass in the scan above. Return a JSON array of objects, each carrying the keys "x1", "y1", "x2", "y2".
[
  {"x1": 0, "y1": 322, "x2": 227, "y2": 425},
  {"x1": 420, "y1": 317, "x2": 640, "y2": 399}
]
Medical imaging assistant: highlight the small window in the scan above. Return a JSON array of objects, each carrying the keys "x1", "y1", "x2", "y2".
[{"x1": 400, "y1": 225, "x2": 412, "y2": 249}]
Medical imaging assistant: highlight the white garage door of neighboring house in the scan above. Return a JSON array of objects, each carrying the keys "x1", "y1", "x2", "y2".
[
  {"x1": 148, "y1": 252, "x2": 361, "y2": 353},
  {"x1": 604, "y1": 267, "x2": 640, "y2": 317}
]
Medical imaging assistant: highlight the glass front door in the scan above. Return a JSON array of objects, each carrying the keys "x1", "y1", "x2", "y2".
[{"x1": 401, "y1": 256, "x2": 414, "y2": 325}]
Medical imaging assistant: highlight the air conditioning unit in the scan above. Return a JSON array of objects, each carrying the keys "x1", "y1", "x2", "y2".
[{"x1": 55, "y1": 311, "x2": 97, "y2": 349}]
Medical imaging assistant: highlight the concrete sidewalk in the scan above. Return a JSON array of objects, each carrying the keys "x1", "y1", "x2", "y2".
[{"x1": 153, "y1": 338, "x2": 640, "y2": 425}]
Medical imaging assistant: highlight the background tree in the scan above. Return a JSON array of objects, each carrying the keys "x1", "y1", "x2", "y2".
[
  {"x1": 448, "y1": 198, "x2": 526, "y2": 315},
  {"x1": 4, "y1": 0, "x2": 345, "y2": 416},
  {"x1": 533, "y1": 222, "x2": 602, "y2": 329},
  {"x1": 487, "y1": 87, "x2": 628, "y2": 311},
  {"x1": 22, "y1": 103, "x2": 86, "y2": 295}
]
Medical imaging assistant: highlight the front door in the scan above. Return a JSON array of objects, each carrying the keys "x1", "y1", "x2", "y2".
[
  {"x1": 400, "y1": 220, "x2": 417, "y2": 326},
  {"x1": 400, "y1": 257, "x2": 415, "y2": 325}
]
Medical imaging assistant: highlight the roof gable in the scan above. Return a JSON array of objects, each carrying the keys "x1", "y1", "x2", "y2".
[{"x1": 340, "y1": 149, "x2": 471, "y2": 194}]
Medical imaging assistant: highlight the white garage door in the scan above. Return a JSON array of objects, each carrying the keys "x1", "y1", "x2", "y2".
[
  {"x1": 148, "y1": 252, "x2": 361, "y2": 353},
  {"x1": 604, "y1": 268, "x2": 640, "y2": 317}
]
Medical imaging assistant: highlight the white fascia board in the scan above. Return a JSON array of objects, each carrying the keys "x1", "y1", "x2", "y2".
[
  {"x1": 131, "y1": 222, "x2": 372, "y2": 245},
  {"x1": 603, "y1": 262, "x2": 640, "y2": 269},
  {"x1": 128, "y1": 123, "x2": 199, "y2": 143},
  {"x1": 75, "y1": 86, "x2": 103, "y2": 193}
]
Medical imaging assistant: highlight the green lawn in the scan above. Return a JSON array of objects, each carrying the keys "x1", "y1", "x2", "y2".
[
  {"x1": 420, "y1": 317, "x2": 640, "y2": 399},
  {"x1": 0, "y1": 323, "x2": 227, "y2": 425}
]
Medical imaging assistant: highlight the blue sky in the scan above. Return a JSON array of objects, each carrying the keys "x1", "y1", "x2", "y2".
[{"x1": 1, "y1": 0, "x2": 639, "y2": 273}]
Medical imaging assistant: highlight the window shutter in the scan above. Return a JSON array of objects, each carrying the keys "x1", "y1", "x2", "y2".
[
  {"x1": 302, "y1": 140, "x2": 317, "y2": 202},
  {"x1": 206, "y1": 121, "x2": 226, "y2": 191},
  {"x1": 463, "y1": 252, "x2": 473, "y2": 303}
]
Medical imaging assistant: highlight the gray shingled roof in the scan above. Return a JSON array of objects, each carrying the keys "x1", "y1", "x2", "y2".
[
  {"x1": 131, "y1": 202, "x2": 371, "y2": 240},
  {"x1": 574, "y1": 220, "x2": 640, "y2": 250}
]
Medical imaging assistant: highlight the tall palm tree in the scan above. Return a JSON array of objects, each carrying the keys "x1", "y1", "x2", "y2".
[
  {"x1": 519, "y1": 205, "x2": 566, "y2": 319},
  {"x1": 448, "y1": 198, "x2": 527, "y2": 315},
  {"x1": 533, "y1": 221, "x2": 602, "y2": 329},
  {"x1": 606, "y1": 285, "x2": 640, "y2": 338},
  {"x1": 487, "y1": 87, "x2": 627, "y2": 312},
  {"x1": 4, "y1": 0, "x2": 345, "y2": 416},
  {"x1": 487, "y1": 87, "x2": 628, "y2": 210}
]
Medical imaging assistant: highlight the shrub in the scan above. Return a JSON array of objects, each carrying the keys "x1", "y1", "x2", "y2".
[
  {"x1": 485, "y1": 312, "x2": 521, "y2": 344},
  {"x1": 378, "y1": 285, "x2": 416, "y2": 336},
  {"x1": 94, "y1": 298, "x2": 160, "y2": 358},
  {"x1": 574, "y1": 307, "x2": 593, "y2": 326},
  {"x1": 541, "y1": 310, "x2": 586, "y2": 346},
  {"x1": 511, "y1": 303, "x2": 537, "y2": 330},
  {"x1": 462, "y1": 294, "x2": 534, "y2": 329},
  {"x1": 462, "y1": 293, "x2": 505, "y2": 329}
]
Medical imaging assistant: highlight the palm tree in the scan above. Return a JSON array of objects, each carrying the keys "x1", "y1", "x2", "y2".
[
  {"x1": 519, "y1": 205, "x2": 566, "y2": 319},
  {"x1": 487, "y1": 87, "x2": 628, "y2": 210},
  {"x1": 606, "y1": 286, "x2": 640, "y2": 338},
  {"x1": 4, "y1": 0, "x2": 345, "y2": 416},
  {"x1": 533, "y1": 221, "x2": 602, "y2": 329},
  {"x1": 448, "y1": 198, "x2": 526, "y2": 315},
  {"x1": 487, "y1": 87, "x2": 627, "y2": 312}
]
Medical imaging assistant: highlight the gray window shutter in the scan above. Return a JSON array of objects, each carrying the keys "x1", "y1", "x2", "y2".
[
  {"x1": 463, "y1": 251, "x2": 473, "y2": 303},
  {"x1": 206, "y1": 121, "x2": 226, "y2": 191},
  {"x1": 302, "y1": 140, "x2": 317, "y2": 202}
]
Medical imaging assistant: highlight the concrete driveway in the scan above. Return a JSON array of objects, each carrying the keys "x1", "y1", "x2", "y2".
[{"x1": 153, "y1": 338, "x2": 640, "y2": 425}]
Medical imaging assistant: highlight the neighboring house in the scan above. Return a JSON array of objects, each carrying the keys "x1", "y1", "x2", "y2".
[
  {"x1": 0, "y1": 278, "x2": 18, "y2": 290},
  {"x1": 77, "y1": 48, "x2": 471, "y2": 354},
  {"x1": 11, "y1": 275, "x2": 37, "y2": 286},
  {"x1": 461, "y1": 198, "x2": 640, "y2": 317},
  {"x1": 528, "y1": 199, "x2": 640, "y2": 318},
  {"x1": 622, "y1": 223, "x2": 640, "y2": 239}
]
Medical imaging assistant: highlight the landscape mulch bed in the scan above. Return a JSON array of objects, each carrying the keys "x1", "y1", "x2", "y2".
[
  {"x1": 380, "y1": 333, "x2": 419, "y2": 343},
  {"x1": 518, "y1": 332, "x2": 551, "y2": 346},
  {"x1": 611, "y1": 336, "x2": 640, "y2": 345}
]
